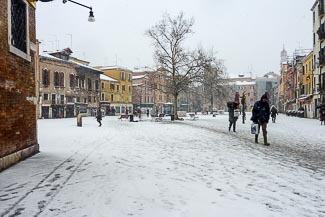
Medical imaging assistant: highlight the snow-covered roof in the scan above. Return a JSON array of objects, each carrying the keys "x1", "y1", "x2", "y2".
[
  {"x1": 132, "y1": 83, "x2": 143, "y2": 87},
  {"x1": 99, "y1": 65, "x2": 131, "y2": 71},
  {"x1": 40, "y1": 53, "x2": 70, "y2": 63},
  {"x1": 133, "y1": 66, "x2": 155, "y2": 73},
  {"x1": 229, "y1": 81, "x2": 256, "y2": 86},
  {"x1": 133, "y1": 75, "x2": 147, "y2": 80},
  {"x1": 40, "y1": 53, "x2": 102, "y2": 74},
  {"x1": 100, "y1": 74, "x2": 118, "y2": 82},
  {"x1": 70, "y1": 60, "x2": 103, "y2": 74}
]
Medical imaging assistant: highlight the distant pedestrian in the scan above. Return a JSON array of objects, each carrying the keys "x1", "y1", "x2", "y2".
[
  {"x1": 96, "y1": 109, "x2": 102, "y2": 127},
  {"x1": 320, "y1": 107, "x2": 325, "y2": 125},
  {"x1": 251, "y1": 94, "x2": 270, "y2": 145},
  {"x1": 270, "y1": 105, "x2": 278, "y2": 123},
  {"x1": 146, "y1": 109, "x2": 150, "y2": 117},
  {"x1": 227, "y1": 102, "x2": 239, "y2": 132}
]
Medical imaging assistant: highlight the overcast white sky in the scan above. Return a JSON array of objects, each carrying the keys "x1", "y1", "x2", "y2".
[{"x1": 36, "y1": 0, "x2": 312, "y2": 77}]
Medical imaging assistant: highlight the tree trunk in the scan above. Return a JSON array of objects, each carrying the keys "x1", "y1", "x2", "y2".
[
  {"x1": 173, "y1": 93, "x2": 178, "y2": 119},
  {"x1": 210, "y1": 94, "x2": 214, "y2": 113}
]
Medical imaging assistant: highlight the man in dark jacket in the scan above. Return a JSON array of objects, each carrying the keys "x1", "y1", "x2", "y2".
[
  {"x1": 96, "y1": 108, "x2": 102, "y2": 127},
  {"x1": 227, "y1": 102, "x2": 239, "y2": 132},
  {"x1": 251, "y1": 94, "x2": 270, "y2": 145}
]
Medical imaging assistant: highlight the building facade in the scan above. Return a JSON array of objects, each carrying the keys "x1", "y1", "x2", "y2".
[
  {"x1": 299, "y1": 52, "x2": 314, "y2": 118},
  {"x1": 38, "y1": 49, "x2": 101, "y2": 118},
  {"x1": 227, "y1": 75, "x2": 257, "y2": 111},
  {"x1": 99, "y1": 66, "x2": 133, "y2": 115},
  {"x1": 255, "y1": 72, "x2": 280, "y2": 107},
  {"x1": 132, "y1": 67, "x2": 169, "y2": 114},
  {"x1": 0, "y1": 0, "x2": 39, "y2": 171},
  {"x1": 100, "y1": 74, "x2": 118, "y2": 115},
  {"x1": 312, "y1": 0, "x2": 325, "y2": 117}
]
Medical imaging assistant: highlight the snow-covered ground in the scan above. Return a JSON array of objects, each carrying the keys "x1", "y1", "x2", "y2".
[{"x1": 0, "y1": 114, "x2": 324, "y2": 217}]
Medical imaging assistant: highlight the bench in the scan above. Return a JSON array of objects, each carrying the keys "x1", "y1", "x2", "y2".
[
  {"x1": 151, "y1": 114, "x2": 165, "y2": 122},
  {"x1": 189, "y1": 113, "x2": 198, "y2": 120},
  {"x1": 118, "y1": 114, "x2": 129, "y2": 120}
]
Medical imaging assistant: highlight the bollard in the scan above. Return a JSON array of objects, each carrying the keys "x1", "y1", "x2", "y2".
[{"x1": 77, "y1": 114, "x2": 82, "y2": 127}]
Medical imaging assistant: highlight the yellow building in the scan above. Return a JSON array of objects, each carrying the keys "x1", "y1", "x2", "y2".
[
  {"x1": 98, "y1": 66, "x2": 133, "y2": 115},
  {"x1": 300, "y1": 52, "x2": 314, "y2": 118}
]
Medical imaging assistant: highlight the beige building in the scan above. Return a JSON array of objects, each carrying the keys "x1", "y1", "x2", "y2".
[
  {"x1": 38, "y1": 48, "x2": 101, "y2": 118},
  {"x1": 132, "y1": 67, "x2": 169, "y2": 114}
]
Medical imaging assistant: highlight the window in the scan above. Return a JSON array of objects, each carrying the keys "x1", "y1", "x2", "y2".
[
  {"x1": 76, "y1": 76, "x2": 79, "y2": 88},
  {"x1": 60, "y1": 72, "x2": 64, "y2": 87},
  {"x1": 111, "y1": 94, "x2": 114, "y2": 102},
  {"x1": 55, "y1": 72, "x2": 64, "y2": 87},
  {"x1": 121, "y1": 71, "x2": 126, "y2": 80},
  {"x1": 117, "y1": 84, "x2": 120, "y2": 91},
  {"x1": 88, "y1": 96, "x2": 92, "y2": 103},
  {"x1": 60, "y1": 95, "x2": 64, "y2": 104},
  {"x1": 95, "y1": 80, "x2": 99, "y2": 91},
  {"x1": 54, "y1": 72, "x2": 60, "y2": 87},
  {"x1": 84, "y1": 98, "x2": 87, "y2": 103},
  {"x1": 88, "y1": 78, "x2": 92, "y2": 90},
  {"x1": 9, "y1": 0, "x2": 30, "y2": 61},
  {"x1": 128, "y1": 73, "x2": 132, "y2": 81},
  {"x1": 70, "y1": 74, "x2": 75, "y2": 88},
  {"x1": 52, "y1": 94, "x2": 56, "y2": 104},
  {"x1": 44, "y1": 93, "x2": 49, "y2": 101},
  {"x1": 80, "y1": 78, "x2": 85, "y2": 89},
  {"x1": 110, "y1": 83, "x2": 115, "y2": 90},
  {"x1": 42, "y1": 69, "x2": 50, "y2": 86},
  {"x1": 94, "y1": 97, "x2": 96, "y2": 103},
  {"x1": 101, "y1": 93, "x2": 105, "y2": 101},
  {"x1": 101, "y1": 82, "x2": 104, "y2": 89},
  {"x1": 77, "y1": 97, "x2": 80, "y2": 102},
  {"x1": 129, "y1": 86, "x2": 131, "y2": 92},
  {"x1": 122, "y1": 85, "x2": 125, "y2": 91}
]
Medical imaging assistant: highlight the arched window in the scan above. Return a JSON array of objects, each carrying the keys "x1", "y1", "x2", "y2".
[
  {"x1": 59, "y1": 72, "x2": 64, "y2": 87},
  {"x1": 54, "y1": 71, "x2": 60, "y2": 87}
]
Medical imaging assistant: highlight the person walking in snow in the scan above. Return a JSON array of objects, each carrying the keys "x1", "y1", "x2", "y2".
[
  {"x1": 227, "y1": 102, "x2": 239, "y2": 132},
  {"x1": 146, "y1": 109, "x2": 150, "y2": 118},
  {"x1": 270, "y1": 105, "x2": 278, "y2": 123},
  {"x1": 251, "y1": 94, "x2": 271, "y2": 145},
  {"x1": 320, "y1": 107, "x2": 325, "y2": 125},
  {"x1": 96, "y1": 108, "x2": 102, "y2": 127}
]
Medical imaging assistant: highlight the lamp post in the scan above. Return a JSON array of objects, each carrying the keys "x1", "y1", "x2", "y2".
[{"x1": 38, "y1": 0, "x2": 95, "y2": 22}]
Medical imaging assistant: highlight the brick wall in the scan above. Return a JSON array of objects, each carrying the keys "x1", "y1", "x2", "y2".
[{"x1": 0, "y1": 1, "x2": 39, "y2": 171}]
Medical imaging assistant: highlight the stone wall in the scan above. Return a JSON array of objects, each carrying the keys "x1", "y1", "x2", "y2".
[{"x1": 0, "y1": 1, "x2": 39, "y2": 171}]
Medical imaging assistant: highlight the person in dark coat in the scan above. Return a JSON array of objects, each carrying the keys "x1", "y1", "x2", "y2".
[
  {"x1": 270, "y1": 105, "x2": 278, "y2": 123},
  {"x1": 320, "y1": 107, "x2": 325, "y2": 125},
  {"x1": 96, "y1": 108, "x2": 102, "y2": 127},
  {"x1": 227, "y1": 102, "x2": 239, "y2": 132},
  {"x1": 146, "y1": 109, "x2": 150, "y2": 117},
  {"x1": 251, "y1": 94, "x2": 270, "y2": 145}
]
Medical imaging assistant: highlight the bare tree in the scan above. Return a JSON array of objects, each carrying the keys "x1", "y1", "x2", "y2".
[
  {"x1": 146, "y1": 12, "x2": 213, "y2": 119},
  {"x1": 201, "y1": 60, "x2": 228, "y2": 113}
]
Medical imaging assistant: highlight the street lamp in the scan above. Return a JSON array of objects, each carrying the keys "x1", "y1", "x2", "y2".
[{"x1": 38, "y1": 0, "x2": 95, "y2": 22}]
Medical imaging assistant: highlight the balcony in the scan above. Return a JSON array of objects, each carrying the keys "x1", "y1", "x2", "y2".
[{"x1": 317, "y1": 28, "x2": 325, "y2": 40}]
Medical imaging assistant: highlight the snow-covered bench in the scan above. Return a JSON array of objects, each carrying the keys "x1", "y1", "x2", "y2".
[
  {"x1": 189, "y1": 113, "x2": 198, "y2": 120},
  {"x1": 151, "y1": 114, "x2": 165, "y2": 122},
  {"x1": 118, "y1": 114, "x2": 129, "y2": 120}
]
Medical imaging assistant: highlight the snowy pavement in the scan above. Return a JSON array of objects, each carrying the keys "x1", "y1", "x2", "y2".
[{"x1": 0, "y1": 114, "x2": 324, "y2": 217}]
